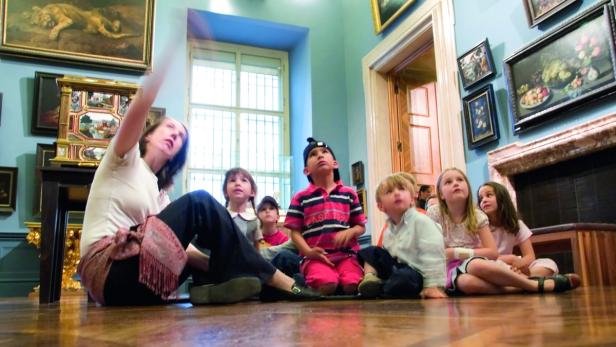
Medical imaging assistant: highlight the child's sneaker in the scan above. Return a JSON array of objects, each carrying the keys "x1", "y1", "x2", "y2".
[
  {"x1": 358, "y1": 272, "x2": 382, "y2": 298},
  {"x1": 190, "y1": 277, "x2": 261, "y2": 305}
]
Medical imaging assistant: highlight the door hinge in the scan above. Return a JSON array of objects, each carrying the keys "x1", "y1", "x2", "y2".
[{"x1": 397, "y1": 141, "x2": 403, "y2": 152}]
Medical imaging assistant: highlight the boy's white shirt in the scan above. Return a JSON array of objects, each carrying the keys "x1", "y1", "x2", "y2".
[{"x1": 382, "y1": 208, "x2": 447, "y2": 288}]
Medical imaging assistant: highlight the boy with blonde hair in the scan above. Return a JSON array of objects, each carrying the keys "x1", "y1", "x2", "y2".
[{"x1": 358, "y1": 172, "x2": 447, "y2": 299}]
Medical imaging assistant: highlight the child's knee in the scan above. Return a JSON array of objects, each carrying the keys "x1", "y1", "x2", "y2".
[{"x1": 303, "y1": 261, "x2": 339, "y2": 289}]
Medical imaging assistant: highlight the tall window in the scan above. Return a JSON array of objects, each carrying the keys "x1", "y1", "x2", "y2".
[{"x1": 187, "y1": 40, "x2": 291, "y2": 208}]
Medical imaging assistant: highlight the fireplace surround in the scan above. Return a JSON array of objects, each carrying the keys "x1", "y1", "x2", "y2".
[
  {"x1": 487, "y1": 114, "x2": 616, "y2": 286},
  {"x1": 487, "y1": 113, "x2": 616, "y2": 206}
]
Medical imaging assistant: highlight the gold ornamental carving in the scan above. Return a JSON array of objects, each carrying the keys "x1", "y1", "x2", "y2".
[{"x1": 25, "y1": 222, "x2": 82, "y2": 291}]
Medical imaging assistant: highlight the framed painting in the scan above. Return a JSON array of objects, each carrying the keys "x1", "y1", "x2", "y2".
[
  {"x1": 147, "y1": 106, "x2": 166, "y2": 128},
  {"x1": 462, "y1": 84, "x2": 499, "y2": 149},
  {"x1": 0, "y1": 166, "x2": 17, "y2": 213},
  {"x1": 370, "y1": 0, "x2": 415, "y2": 34},
  {"x1": 33, "y1": 143, "x2": 55, "y2": 215},
  {"x1": 457, "y1": 39, "x2": 496, "y2": 90},
  {"x1": 504, "y1": 3, "x2": 616, "y2": 133},
  {"x1": 0, "y1": 0, "x2": 154, "y2": 72},
  {"x1": 52, "y1": 75, "x2": 139, "y2": 166},
  {"x1": 523, "y1": 0, "x2": 578, "y2": 27},
  {"x1": 31, "y1": 71, "x2": 62, "y2": 136},
  {"x1": 356, "y1": 188, "x2": 367, "y2": 215},
  {"x1": 351, "y1": 161, "x2": 365, "y2": 187}
]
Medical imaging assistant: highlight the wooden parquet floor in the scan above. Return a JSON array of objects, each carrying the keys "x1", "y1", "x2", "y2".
[{"x1": 1, "y1": 286, "x2": 615, "y2": 346}]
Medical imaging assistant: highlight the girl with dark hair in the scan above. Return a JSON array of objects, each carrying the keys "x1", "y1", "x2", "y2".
[
  {"x1": 222, "y1": 167, "x2": 263, "y2": 248},
  {"x1": 477, "y1": 181, "x2": 559, "y2": 277},
  {"x1": 427, "y1": 168, "x2": 579, "y2": 295},
  {"x1": 77, "y1": 50, "x2": 319, "y2": 306}
]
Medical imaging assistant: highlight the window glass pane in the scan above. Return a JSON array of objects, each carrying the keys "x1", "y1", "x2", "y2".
[
  {"x1": 239, "y1": 113, "x2": 281, "y2": 172},
  {"x1": 240, "y1": 54, "x2": 281, "y2": 111},
  {"x1": 191, "y1": 57, "x2": 236, "y2": 107},
  {"x1": 188, "y1": 172, "x2": 225, "y2": 204},
  {"x1": 188, "y1": 43, "x2": 289, "y2": 208},
  {"x1": 189, "y1": 108, "x2": 235, "y2": 170}
]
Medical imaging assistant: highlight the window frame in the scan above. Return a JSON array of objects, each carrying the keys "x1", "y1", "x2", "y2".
[{"x1": 185, "y1": 39, "x2": 291, "y2": 205}]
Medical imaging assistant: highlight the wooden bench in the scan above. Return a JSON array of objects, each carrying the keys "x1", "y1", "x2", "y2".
[{"x1": 530, "y1": 223, "x2": 616, "y2": 287}]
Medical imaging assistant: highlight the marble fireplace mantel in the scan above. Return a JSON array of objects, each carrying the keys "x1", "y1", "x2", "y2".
[{"x1": 487, "y1": 113, "x2": 616, "y2": 206}]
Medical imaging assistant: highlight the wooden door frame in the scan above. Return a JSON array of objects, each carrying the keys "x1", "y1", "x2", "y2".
[{"x1": 362, "y1": 0, "x2": 465, "y2": 242}]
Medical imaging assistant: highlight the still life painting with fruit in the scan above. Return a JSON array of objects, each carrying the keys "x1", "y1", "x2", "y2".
[{"x1": 505, "y1": 4, "x2": 616, "y2": 132}]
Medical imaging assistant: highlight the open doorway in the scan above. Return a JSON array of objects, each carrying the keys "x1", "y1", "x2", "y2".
[
  {"x1": 362, "y1": 0, "x2": 464, "y2": 238},
  {"x1": 388, "y1": 43, "x2": 441, "y2": 192}
]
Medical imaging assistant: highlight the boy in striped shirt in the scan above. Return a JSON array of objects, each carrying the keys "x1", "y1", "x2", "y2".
[{"x1": 285, "y1": 137, "x2": 366, "y2": 295}]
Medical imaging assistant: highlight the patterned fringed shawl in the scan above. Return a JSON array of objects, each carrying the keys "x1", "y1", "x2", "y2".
[{"x1": 77, "y1": 216, "x2": 187, "y2": 305}]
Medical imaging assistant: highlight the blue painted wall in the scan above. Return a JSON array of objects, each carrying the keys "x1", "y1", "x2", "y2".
[{"x1": 453, "y1": 0, "x2": 613, "y2": 194}]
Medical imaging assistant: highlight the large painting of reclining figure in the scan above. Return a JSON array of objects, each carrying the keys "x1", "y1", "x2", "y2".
[{"x1": 0, "y1": 0, "x2": 154, "y2": 72}]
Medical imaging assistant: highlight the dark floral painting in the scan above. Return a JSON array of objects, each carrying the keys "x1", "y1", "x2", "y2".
[{"x1": 463, "y1": 84, "x2": 499, "y2": 148}]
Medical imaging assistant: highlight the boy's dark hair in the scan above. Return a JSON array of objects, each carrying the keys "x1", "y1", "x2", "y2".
[
  {"x1": 478, "y1": 181, "x2": 520, "y2": 235},
  {"x1": 303, "y1": 137, "x2": 340, "y2": 183},
  {"x1": 257, "y1": 195, "x2": 280, "y2": 213}
]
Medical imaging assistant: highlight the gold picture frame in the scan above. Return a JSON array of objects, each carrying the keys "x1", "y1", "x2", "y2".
[
  {"x1": 51, "y1": 76, "x2": 139, "y2": 166},
  {"x1": 0, "y1": 0, "x2": 155, "y2": 72},
  {"x1": 370, "y1": 0, "x2": 416, "y2": 34},
  {"x1": 357, "y1": 188, "x2": 367, "y2": 215}
]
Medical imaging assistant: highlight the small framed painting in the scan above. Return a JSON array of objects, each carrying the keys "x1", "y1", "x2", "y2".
[
  {"x1": 523, "y1": 0, "x2": 578, "y2": 27},
  {"x1": 31, "y1": 71, "x2": 63, "y2": 136},
  {"x1": 462, "y1": 84, "x2": 499, "y2": 149},
  {"x1": 457, "y1": 39, "x2": 496, "y2": 90},
  {"x1": 147, "y1": 107, "x2": 166, "y2": 128},
  {"x1": 356, "y1": 188, "x2": 367, "y2": 215},
  {"x1": 351, "y1": 161, "x2": 365, "y2": 187},
  {"x1": 0, "y1": 166, "x2": 17, "y2": 213}
]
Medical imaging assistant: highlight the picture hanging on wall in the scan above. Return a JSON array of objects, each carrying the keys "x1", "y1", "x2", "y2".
[
  {"x1": 0, "y1": 166, "x2": 17, "y2": 213},
  {"x1": 0, "y1": 0, "x2": 155, "y2": 72},
  {"x1": 147, "y1": 107, "x2": 166, "y2": 129},
  {"x1": 523, "y1": 0, "x2": 578, "y2": 27},
  {"x1": 462, "y1": 84, "x2": 499, "y2": 149},
  {"x1": 504, "y1": 3, "x2": 616, "y2": 133},
  {"x1": 357, "y1": 188, "x2": 367, "y2": 215},
  {"x1": 457, "y1": 39, "x2": 496, "y2": 90},
  {"x1": 351, "y1": 161, "x2": 365, "y2": 187},
  {"x1": 370, "y1": 0, "x2": 416, "y2": 34},
  {"x1": 32, "y1": 71, "x2": 63, "y2": 136}
]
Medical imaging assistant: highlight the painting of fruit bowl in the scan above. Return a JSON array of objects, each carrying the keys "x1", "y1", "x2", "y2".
[
  {"x1": 504, "y1": 3, "x2": 616, "y2": 133},
  {"x1": 519, "y1": 86, "x2": 551, "y2": 109}
]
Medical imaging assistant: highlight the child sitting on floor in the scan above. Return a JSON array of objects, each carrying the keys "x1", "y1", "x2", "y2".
[
  {"x1": 427, "y1": 168, "x2": 579, "y2": 295},
  {"x1": 285, "y1": 137, "x2": 366, "y2": 295},
  {"x1": 257, "y1": 196, "x2": 290, "y2": 247},
  {"x1": 358, "y1": 172, "x2": 447, "y2": 299},
  {"x1": 477, "y1": 181, "x2": 558, "y2": 277}
]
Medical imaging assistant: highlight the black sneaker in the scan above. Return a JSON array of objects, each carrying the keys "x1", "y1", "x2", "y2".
[
  {"x1": 190, "y1": 277, "x2": 261, "y2": 305},
  {"x1": 259, "y1": 282, "x2": 322, "y2": 302}
]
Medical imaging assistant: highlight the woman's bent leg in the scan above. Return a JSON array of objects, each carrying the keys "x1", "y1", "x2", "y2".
[
  {"x1": 157, "y1": 190, "x2": 276, "y2": 284},
  {"x1": 103, "y1": 256, "x2": 191, "y2": 306}
]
